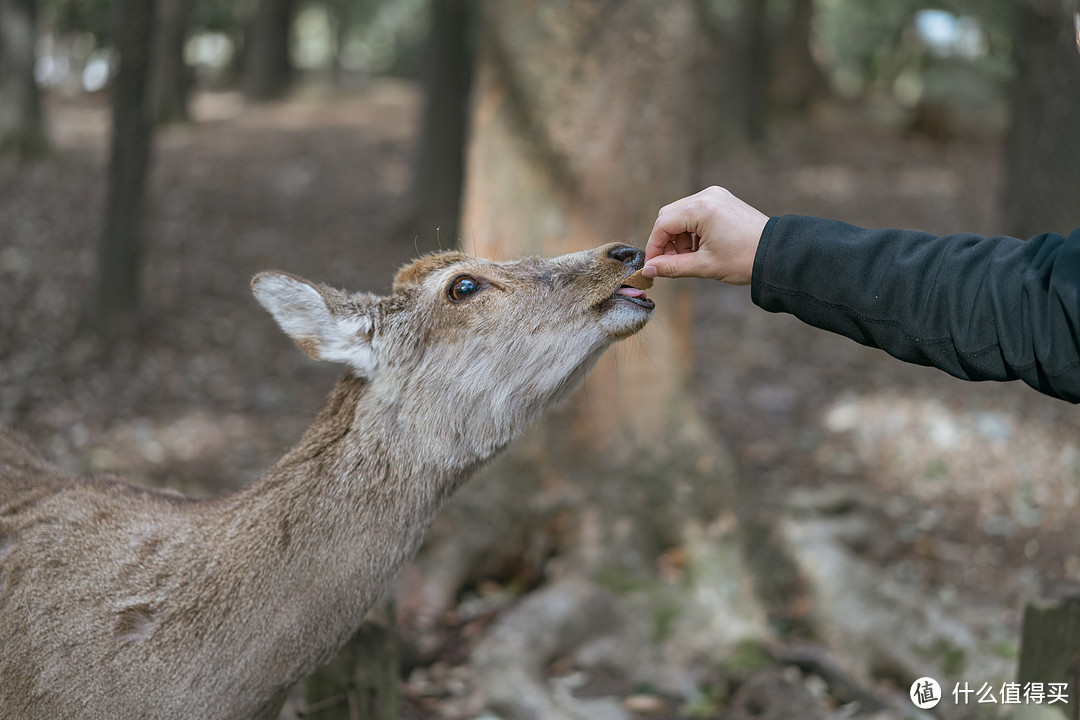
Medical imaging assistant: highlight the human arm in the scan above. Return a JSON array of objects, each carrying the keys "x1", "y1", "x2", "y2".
[
  {"x1": 752, "y1": 215, "x2": 1080, "y2": 402},
  {"x1": 643, "y1": 187, "x2": 1080, "y2": 402}
]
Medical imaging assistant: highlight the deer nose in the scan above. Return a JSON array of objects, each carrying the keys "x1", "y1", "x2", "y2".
[{"x1": 607, "y1": 244, "x2": 645, "y2": 270}]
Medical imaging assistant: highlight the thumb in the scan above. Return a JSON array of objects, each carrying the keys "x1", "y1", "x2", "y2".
[{"x1": 644, "y1": 253, "x2": 713, "y2": 280}]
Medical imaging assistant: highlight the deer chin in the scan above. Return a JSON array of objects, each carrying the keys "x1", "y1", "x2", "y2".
[{"x1": 596, "y1": 289, "x2": 654, "y2": 339}]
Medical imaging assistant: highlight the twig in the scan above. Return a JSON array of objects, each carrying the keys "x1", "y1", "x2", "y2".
[{"x1": 300, "y1": 691, "x2": 346, "y2": 716}]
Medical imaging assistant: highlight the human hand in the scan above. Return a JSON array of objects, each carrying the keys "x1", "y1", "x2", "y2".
[{"x1": 642, "y1": 186, "x2": 769, "y2": 286}]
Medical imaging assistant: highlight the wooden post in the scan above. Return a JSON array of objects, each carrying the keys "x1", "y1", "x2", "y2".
[
  {"x1": 305, "y1": 601, "x2": 400, "y2": 720},
  {"x1": 1017, "y1": 583, "x2": 1080, "y2": 720}
]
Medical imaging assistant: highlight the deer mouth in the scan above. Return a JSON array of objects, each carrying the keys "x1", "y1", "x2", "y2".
[
  {"x1": 614, "y1": 286, "x2": 654, "y2": 310},
  {"x1": 613, "y1": 269, "x2": 655, "y2": 310}
]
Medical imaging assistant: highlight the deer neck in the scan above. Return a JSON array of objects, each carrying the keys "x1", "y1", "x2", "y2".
[{"x1": 201, "y1": 373, "x2": 484, "y2": 676}]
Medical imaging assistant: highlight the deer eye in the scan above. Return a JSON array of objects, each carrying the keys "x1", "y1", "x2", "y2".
[{"x1": 448, "y1": 275, "x2": 481, "y2": 302}]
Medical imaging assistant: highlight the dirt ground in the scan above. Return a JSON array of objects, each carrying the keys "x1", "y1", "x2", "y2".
[
  {"x1": 698, "y1": 108, "x2": 1080, "y2": 611},
  {"x1": 2, "y1": 81, "x2": 1078, "y2": 718}
]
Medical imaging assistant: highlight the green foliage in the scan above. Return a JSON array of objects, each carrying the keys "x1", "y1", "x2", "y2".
[
  {"x1": 993, "y1": 638, "x2": 1019, "y2": 661},
  {"x1": 817, "y1": 0, "x2": 1016, "y2": 96},
  {"x1": 39, "y1": 0, "x2": 239, "y2": 49},
  {"x1": 817, "y1": 0, "x2": 919, "y2": 95},
  {"x1": 652, "y1": 600, "x2": 679, "y2": 644},
  {"x1": 38, "y1": 0, "x2": 428, "y2": 80},
  {"x1": 926, "y1": 637, "x2": 967, "y2": 677},
  {"x1": 680, "y1": 684, "x2": 727, "y2": 719},
  {"x1": 336, "y1": 0, "x2": 428, "y2": 76},
  {"x1": 704, "y1": 0, "x2": 1020, "y2": 123},
  {"x1": 718, "y1": 639, "x2": 774, "y2": 675},
  {"x1": 593, "y1": 565, "x2": 644, "y2": 595},
  {"x1": 42, "y1": 0, "x2": 112, "y2": 42},
  {"x1": 190, "y1": 0, "x2": 244, "y2": 34}
]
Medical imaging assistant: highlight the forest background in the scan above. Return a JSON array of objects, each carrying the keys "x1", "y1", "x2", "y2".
[{"x1": 2, "y1": 0, "x2": 1080, "y2": 718}]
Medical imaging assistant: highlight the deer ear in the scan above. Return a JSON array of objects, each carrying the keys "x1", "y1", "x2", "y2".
[{"x1": 251, "y1": 271, "x2": 378, "y2": 377}]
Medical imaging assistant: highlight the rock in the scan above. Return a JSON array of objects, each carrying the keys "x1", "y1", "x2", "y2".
[
  {"x1": 779, "y1": 515, "x2": 1014, "y2": 707},
  {"x1": 622, "y1": 694, "x2": 666, "y2": 714},
  {"x1": 727, "y1": 668, "x2": 828, "y2": 720},
  {"x1": 472, "y1": 578, "x2": 635, "y2": 720}
]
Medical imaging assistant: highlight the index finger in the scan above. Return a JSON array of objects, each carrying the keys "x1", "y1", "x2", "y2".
[{"x1": 644, "y1": 205, "x2": 703, "y2": 262}]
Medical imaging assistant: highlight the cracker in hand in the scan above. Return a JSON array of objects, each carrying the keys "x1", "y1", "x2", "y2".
[{"x1": 622, "y1": 269, "x2": 654, "y2": 290}]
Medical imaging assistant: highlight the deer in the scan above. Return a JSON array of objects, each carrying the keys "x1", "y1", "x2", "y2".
[{"x1": 0, "y1": 243, "x2": 655, "y2": 720}]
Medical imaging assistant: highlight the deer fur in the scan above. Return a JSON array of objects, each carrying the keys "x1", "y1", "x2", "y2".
[{"x1": 0, "y1": 243, "x2": 654, "y2": 720}]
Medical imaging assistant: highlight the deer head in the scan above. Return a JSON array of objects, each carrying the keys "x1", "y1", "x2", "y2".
[{"x1": 252, "y1": 242, "x2": 654, "y2": 464}]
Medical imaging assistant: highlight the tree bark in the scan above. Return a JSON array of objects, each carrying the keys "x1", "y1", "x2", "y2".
[
  {"x1": 770, "y1": 0, "x2": 825, "y2": 116},
  {"x1": 1017, "y1": 583, "x2": 1080, "y2": 714},
  {"x1": 403, "y1": 7, "x2": 761, "y2": 711},
  {"x1": 151, "y1": 0, "x2": 189, "y2": 124},
  {"x1": 410, "y1": 0, "x2": 474, "y2": 248},
  {"x1": 736, "y1": 0, "x2": 770, "y2": 145},
  {"x1": 462, "y1": 0, "x2": 698, "y2": 460},
  {"x1": 242, "y1": 0, "x2": 296, "y2": 101},
  {"x1": 0, "y1": 0, "x2": 47, "y2": 158},
  {"x1": 453, "y1": 0, "x2": 741, "y2": 590},
  {"x1": 1001, "y1": 0, "x2": 1080, "y2": 238},
  {"x1": 90, "y1": 0, "x2": 156, "y2": 336},
  {"x1": 328, "y1": 0, "x2": 351, "y2": 84}
]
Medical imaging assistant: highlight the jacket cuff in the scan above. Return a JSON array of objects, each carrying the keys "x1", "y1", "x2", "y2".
[{"x1": 751, "y1": 215, "x2": 782, "y2": 308}]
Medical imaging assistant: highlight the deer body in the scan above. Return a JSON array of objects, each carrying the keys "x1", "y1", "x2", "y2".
[{"x1": 0, "y1": 244, "x2": 653, "y2": 720}]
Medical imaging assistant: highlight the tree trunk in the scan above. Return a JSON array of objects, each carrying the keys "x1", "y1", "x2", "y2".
[
  {"x1": 1001, "y1": 0, "x2": 1080, "y2": 238},
  {"x1": 410, "y1": 0, "x2": 473, "y2": 248},
  {"x1": 90, "y1": 0, "x2": 156, "y2": 336},
  {"x1": 328, "y1": 0, "x2": 350, "y2": 85},
  {"x1": 1017, "y1": 583, "x2": 1080, "y2": 715},
  {"x1": 242, "y1": 0, "x2": 296, "y2": 101},
  {"x1": 461, "y1": 0, "x2": 698, "y2": 455},
  {"x1": 0, "y1": 0, "x2": 47, "y2": 158},
  {"x1": 736, "y1": 0, "x2": 770, "y2": 145},
  {"x1": 151, "y1": 0, "x2": 189, "y2": 124},
  {"x1": 770, "y1": 0, "x2": 825, "y2": 116},
  {"x1": 453, "y1": 0, "x2": 742, "y2": 609},
  {"x1": 399, "y1": 7, "x2": 761, "y2": 714}
]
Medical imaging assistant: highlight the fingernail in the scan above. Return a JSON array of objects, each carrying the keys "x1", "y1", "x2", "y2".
[{"x1": 641, "y1": 265, "x2": 658, "y2": 278}]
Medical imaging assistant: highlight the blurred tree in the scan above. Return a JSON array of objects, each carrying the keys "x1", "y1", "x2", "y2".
[
  {"x1": 770, "y1": 0, "x2": 827, "y2": 115},
  {"x1": 327, "y1": 0, "x2": 354, "y2": 83},
  {"x1": 700, "y1": 0, "x2": 825, "y2": 146},
  {"x1": 410, "y1": 0, "x2": 473, "y2": 246},
  {"x1": 43, "y1": 0, "x2": 111, "y2": 40},
  {"x1": 1001, "y1": 0, "x2": 1080, "y2": 237},
  {"x1": 735, "y1": 0, "x2": 769, "y2": 144},
  {"x1": 151, "y1": 0, "x2": 190, "y2": 124},
  {"x1": 242, "y1": 0, "x2": 295, "y2": 100},
  {"x1": 326, "y1": 0, "x2": 376, "y2": 83},
  {"x1": 393, "y1": 7, "x2": 752, "y2": 707},
  {"x1": 90, "y1": 0, "x2": 155, "y2": 335},
  {"x1": 0, "y1": 0, "x2": 48, "y2": 158},
  {"x1": 458, "y1": 0, "x2": 725, "y2": 575}
]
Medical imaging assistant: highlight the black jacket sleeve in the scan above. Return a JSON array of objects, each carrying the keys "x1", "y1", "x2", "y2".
[{"x1": 750, "y1": 215, "x2": 1080, "y2": 403}]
